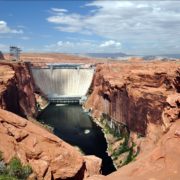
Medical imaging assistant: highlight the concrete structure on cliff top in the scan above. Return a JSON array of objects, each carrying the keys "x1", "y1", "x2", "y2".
[{"x1": 31, "y1": 63, "x2": 94, "y2": 103}]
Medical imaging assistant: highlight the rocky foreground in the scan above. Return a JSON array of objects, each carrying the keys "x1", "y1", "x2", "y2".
[{"x1": 0, "y1": 109, "x2": 101, "y2": 180}]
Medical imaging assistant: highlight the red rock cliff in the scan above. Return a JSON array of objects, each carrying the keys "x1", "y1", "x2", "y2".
[
  {"x1": 0, "y1": 109, "x2": 101, "y2": 180},
  {"x1": 85, "y1": 61, "x2": 179, "y2": 136},
  {"x1": 85, "y1": 60, "x2": 180, "y2": 180},
  {"x1": 0, "y1": 62, "x2": 37, "y2": 117}
]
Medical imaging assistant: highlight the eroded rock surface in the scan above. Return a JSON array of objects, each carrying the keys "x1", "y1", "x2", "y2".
[
  {"x1": 104, "y1": 119, "x2": 180, "y2": 180},
  {"x1": 85, "y1": 61, "x2": 179, "y2": 136},
  {"x1": 85, "y1": 60, "x2": 180, "y2": 179},
  {"x1": 0, "y1": 109, "x2": 101, "y2": 180},
  {"x1": 0, "y1": 62, "x2": 37, "y2": 117}
]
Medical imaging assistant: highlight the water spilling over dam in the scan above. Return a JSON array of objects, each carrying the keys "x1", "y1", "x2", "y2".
[{"x1": 31, "y1": 63, "x2": 94, "y2": 103}]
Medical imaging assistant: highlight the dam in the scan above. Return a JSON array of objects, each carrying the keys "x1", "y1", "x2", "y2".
[{"x1": 30, "y1": 63, "x2": 94, "y2": 103}]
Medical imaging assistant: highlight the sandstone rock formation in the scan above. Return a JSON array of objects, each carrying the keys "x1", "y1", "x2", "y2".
[
  {"x1": 85, "y1": 61, "x2": 179, "y2": 136},
  {"x1": 85, "y1": 60, "x2": 180, "y2": 179},
  {"x1": 0, "y1": 109, "x2": 101, "y2": 180},
  {"x1": 89, "y1": 119, "x2": 180, "y2": 180},
  {"x1": 0, "y1": 62, "x2": 37, "y2": 117}
]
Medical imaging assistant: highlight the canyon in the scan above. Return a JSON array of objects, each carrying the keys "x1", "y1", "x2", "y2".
[{"x1": 0, "y1": 55, "x2": 179, "y2": 180}]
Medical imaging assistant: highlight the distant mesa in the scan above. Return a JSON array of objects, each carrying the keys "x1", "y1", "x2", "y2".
[
  {"x1": 0, "y1": 51, "x2": 5, "y2": 60},
  {"x1": 78, "y1": 52, "x2": 128, "y2": 59},
  {"x1": 76, "y1": 52, "x2": 180, "y2": 60}
]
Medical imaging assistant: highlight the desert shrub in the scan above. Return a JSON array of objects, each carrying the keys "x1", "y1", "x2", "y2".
[
  {"x1": 8, "y1": 157, "x2": 32, "y2": 180},
  {"x1": 0, "y1": 161, "x2": 6, "y2": 175},
  {"x1": 8, "y1": 157, "x2": 23, "y2": 178},
  {"x1": 22, "y1": 165, "x2": 32, "y2": 179},
  {"x1": 0, "y1": 152, "x2": 32, "y2": 179},
  {"x1": 0, "y1": 174, "x2": 17, "y2": 180}
]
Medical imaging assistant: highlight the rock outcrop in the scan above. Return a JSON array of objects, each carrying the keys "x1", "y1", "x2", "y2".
[
  {"x1": 85, "y1": 61, "x2": 179, "y2": 136},
  {"x1": 0, "y1": 109, "x2": 101, "y2": 180},
  {"x1": 92, "y1": 119, "x2": 180, "y2": 180},
  {"x1": 0, "y1": 62, "x2": 37, "y2": 117},
  {"x1": 85, "y1": 60, "x2": 180, "y2": 179}
]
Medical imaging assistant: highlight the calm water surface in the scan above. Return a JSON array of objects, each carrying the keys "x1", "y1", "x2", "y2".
[{"x1": 38, "y1": 104, "x2": 115, "y2": 175}]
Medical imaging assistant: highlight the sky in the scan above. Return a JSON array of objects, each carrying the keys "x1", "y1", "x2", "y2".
[{"x1": 0, "y1": 0, "x2": 180, "y2": 55}]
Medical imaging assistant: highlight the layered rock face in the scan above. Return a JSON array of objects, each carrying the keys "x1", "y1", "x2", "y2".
[
  {"x1": 85, "y1": 60, "x2": 180, "y2": 179},
  {"x1": 0, "y1": 109, "x2": 102, "y2": 180},
  {"x1": 0, "y1": 62, "x2": 37, "y2": 117},
  {"x1": 85, "y1": 61, "x2": 179, "y2": 136}
]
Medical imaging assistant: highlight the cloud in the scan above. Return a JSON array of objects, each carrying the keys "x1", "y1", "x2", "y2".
[
  {"x1": 100, "y1": 40, "x2": 121, "y2": 47},
  {"x1": 47, "y1": 1, "x2": 180, "y2": 54},
  {"x1": 47, "y1": 13, "x2": 83, "y2": 33},
  {"x1": 51, "y1": 8, "x2": 68, "y2": 13},
  {"x1": 0, "y1": 21, "x2": 23, "y2": 34},
  {"x1": 44, "y1": 40, "x2": 122, "y2": 53}
]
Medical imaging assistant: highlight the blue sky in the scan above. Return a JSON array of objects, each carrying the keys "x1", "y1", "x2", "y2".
[{"x1": 0, "y1": 0, "x2": 180, "y2": 55}]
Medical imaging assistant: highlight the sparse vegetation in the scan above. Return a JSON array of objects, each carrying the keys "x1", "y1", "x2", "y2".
[
  {"x1": 99, "y1": 114, "x2": 139, "y2": 168},
  {"x1": 0, "y1": 152, "x2": 32, "y2": 180},
  {"x1": 100, "y1": 114, "x2": 122, "y2": 139}
]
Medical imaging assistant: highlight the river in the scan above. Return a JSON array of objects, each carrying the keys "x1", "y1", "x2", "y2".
[{"x1": 38, "y1": 104, "x2": 115, "y2": 175}]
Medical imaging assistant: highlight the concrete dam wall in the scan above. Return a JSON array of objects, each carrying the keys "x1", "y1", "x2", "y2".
[{"x1": 31, "y1": 64, "x2": 94, "y2": 103}]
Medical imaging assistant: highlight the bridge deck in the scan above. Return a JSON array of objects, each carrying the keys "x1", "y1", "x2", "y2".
[{"x1": 48, "y1": 96, "x2": 81, "y2": 103}]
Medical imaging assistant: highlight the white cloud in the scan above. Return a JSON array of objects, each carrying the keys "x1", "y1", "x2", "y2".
[
  {"x1": 100, "y1": 40, "x2": 121, "y2": 47},
  {"x1": 0, "y1": 21, "x2": 23, "y2": 34},
  {"x1": 51, "y1": 8, "x2": 68, "y2": 13},
  {"x1": 44, "y1": 40, "x2": 122, "y2": 53},
  {"x1": 47, "y1": 1, "x2": 180, "y2": 54}
]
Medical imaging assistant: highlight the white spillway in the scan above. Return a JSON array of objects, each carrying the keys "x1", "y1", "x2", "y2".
[{"x1": 31, "y1": 68, "x2": 94, "y2": 100}]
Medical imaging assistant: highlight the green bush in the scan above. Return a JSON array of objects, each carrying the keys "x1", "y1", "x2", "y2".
[
  {"x1": 8, "y1": 157, "x2": 23, "y2": 178},
  {"x1": 8, "y1": 157, "x2": 32, "y2": 180},
  {"x1": 0, "y1": 154, "x2": 32, "y2": 180},
  {"x1": 0, "y1": 175, "x2": 17, "y2": 180},
  {"x1": 22, "y1": 165, "x2": 32, "y2": 179}
]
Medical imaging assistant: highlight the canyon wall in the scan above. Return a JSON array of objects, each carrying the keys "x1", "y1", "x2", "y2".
[
  {"x1": 85, "y1": 60, "x2": 180, "y2": 179},
  {"x1": 85, "y1": 60, "x2": 179, "y2": 138},
  {"x1": 0, "y1": 62, "x2": 38, "y2": 117},
  {"x1": 0, "y1": 61, "x2": 102, "y2": 179}
]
